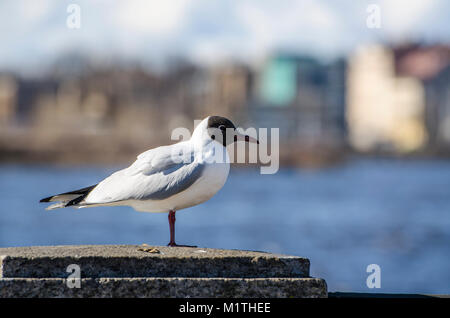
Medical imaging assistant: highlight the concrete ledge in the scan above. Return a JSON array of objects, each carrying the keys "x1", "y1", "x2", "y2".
[
  {"x1": 0, "y1": 277, "x2": 327, "y2": 298},
  {"x1": 0, "y1": 245, "x2": 310, "y2": 279},
  {"x1": 0, "y1": 245, "x2": 327, "y2": 298}
]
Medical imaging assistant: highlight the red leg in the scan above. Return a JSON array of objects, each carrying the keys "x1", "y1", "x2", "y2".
[
  {"x1": 167, "y1": 210, "x2": 197, "y2": 247},
  {"x1": 168, "y1": 210, "x2": 176, "y2": 246}
]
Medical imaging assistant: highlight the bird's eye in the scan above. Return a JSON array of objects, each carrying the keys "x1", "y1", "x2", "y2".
[
  {"x1": 211, "y1": 135, "x2": 215, "y2": 140},
  {"x1": 218, "y1": 125, "x2": 226, "y2": 131}
]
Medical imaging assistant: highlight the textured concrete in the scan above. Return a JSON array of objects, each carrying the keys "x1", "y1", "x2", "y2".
[
  {"x1": 0, "y1": 245, "x2": 310, "y2": 278},
  {"x1": 0, "y1": 277, "x2": 327, "y2": 298},
  {"x1": 0, "y1": 245, "x2": 327, "y2": 298}
]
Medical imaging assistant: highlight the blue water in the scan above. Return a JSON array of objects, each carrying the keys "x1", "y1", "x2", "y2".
[{"x1": 0, "y1": 159, "x2": 449, "y2": 294}]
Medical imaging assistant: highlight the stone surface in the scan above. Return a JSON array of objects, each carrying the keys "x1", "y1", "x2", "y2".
[
  {"x1": 0, "y1": 245, "x2": 327, "y2": 298},
  {"x1": 0, "y1": 245, "x2": 310, "y2": 279},
  {"x1": 0, "y1": 277, "x2": 327, "y2": 298}
]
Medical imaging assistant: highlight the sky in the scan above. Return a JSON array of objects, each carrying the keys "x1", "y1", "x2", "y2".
[{"x1": 0, "y1": 0, "x2": 449, "y2": 73}]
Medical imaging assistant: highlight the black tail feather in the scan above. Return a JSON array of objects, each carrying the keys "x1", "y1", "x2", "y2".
[
  {"x1": 40, "y1": 196, "x2": 55, "y2": 203},
  {"x1": 39, "y1": 184, "x2": 97, "y2": 204}
]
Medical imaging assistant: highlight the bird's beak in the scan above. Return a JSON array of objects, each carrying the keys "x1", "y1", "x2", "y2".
[{"x1": 234, "y1": 132, "x2": 259, "y2": 144}]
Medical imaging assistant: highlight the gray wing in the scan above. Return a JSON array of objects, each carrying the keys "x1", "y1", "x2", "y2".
[{"x1": 83, "y1": 142, "x2": 204, "y2": 204}]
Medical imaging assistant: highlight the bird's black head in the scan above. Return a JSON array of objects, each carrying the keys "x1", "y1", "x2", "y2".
[{"x1": 207, "y1": 116, "x2": 236, "y2": 146}]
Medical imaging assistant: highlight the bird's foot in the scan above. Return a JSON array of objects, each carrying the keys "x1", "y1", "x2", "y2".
[{"x1": 167, "y1": 242, "x2": 197, "y2": 248}]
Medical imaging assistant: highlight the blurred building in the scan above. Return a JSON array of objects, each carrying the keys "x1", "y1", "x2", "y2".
[
  {"x1": 201, "y1": 64, "x2": 253, "y2": 121},
  {"x1": 3, "y1": 44, "x2": 448, "y2": 165},
  {"x1": 346, "y1": 45, "x2": 427, "y2": 153},
  {"x1": 0, "y1": 57, "x2": 257, "y2": 163},
  {"x1": 394, "y1": 44, "x2": 450, "y2": 152},
  {"x1": 0, "y1": 75, "x2": 17, "y2": 125},
  {"x1": 250, "y1": 54, "x2": 346, "y2": 146},
  {"x1": 426, "y1": 65, "x2": 450, "y2": 150}
]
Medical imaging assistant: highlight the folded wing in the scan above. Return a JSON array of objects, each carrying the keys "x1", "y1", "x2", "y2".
[{"x1": 83, "y1": 142, "x2": 203, "y2": 205}]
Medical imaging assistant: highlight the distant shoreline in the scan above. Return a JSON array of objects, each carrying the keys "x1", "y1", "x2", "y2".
[{"x1": 1, "y1": 146, "x2": 449, "y2": 168}]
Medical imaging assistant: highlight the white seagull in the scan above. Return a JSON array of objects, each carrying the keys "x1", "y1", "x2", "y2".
[{"x1": 40, "y1": 116, "x2": 258, "y2": 246}]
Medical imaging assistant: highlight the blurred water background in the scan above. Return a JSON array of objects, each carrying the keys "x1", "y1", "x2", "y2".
[{"x1": 1, "y1": 159, "x2": 449, "y2": 294}]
